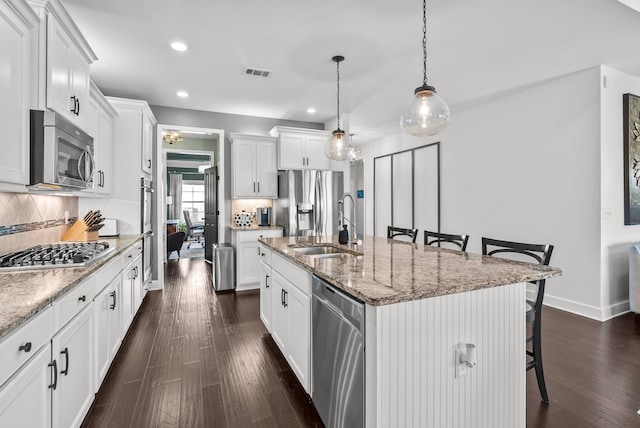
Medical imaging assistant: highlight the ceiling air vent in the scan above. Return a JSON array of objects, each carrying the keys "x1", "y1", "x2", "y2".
[{"x1": 243, "y1": 67, "x2": 271, "y2": 78}]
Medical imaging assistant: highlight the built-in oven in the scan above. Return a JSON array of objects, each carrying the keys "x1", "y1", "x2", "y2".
[
  {"x1": 29, "y1": 110, "x2": 95, "y2": 190},
  {"x1": 141, "y1": 178, "x2": 154, "y2": 287}
]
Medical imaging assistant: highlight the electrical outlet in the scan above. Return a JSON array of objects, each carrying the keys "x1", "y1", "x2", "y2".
[{"x1": 455, "y1": 344, "x2": 468, "y2": 378}]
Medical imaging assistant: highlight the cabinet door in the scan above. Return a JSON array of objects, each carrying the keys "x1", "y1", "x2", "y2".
[
  {"x1": 285, "y1": 282, "x2": 310, "y2": 392},
  {"x1": 132, "y1": 254, "x2": 144, "y2": 313},
  {"x1": 305, "y1": 134, "x2": 331, "y2": 170},
  {"x1": 120, "y1": 266, "x2": 134, "y2": 336},
  {"x1": 97, "y1": 108, "x2": 113, "y2": 194},
  {"x1": 256, "y1": 140, "x2": 277, "y2": 198},
  {"x1": 270, "y1": 271, "x2": 287, "y2": 353},
  {"x1": 0, "y1": 1, "x2": 31, "y2": 185},
  {"x1": 231, "y1": 139, "x2": 257, "y2": 197},
  {"x1": 86, "y1": 97, "x2": 100, "y2": 192},
  {"x1": 237, "y1": 241, "x2": 260, "y2": 287},
  {"x1": 259, "y1": 261, "x2": 272, "y2": 332},
  {"x1": 69, "y1": 50, "x2": 90, "y2": 130},
  {"x1": 46, "y1": 15, "x2": 73, "y2": 121},
  {"x1": 141, "y1": 113, "x2": 153, "y2": 175},
  {"x1": 94, "y1": 277, "x2": 120, "y2": 388},
  {"x1": 52, "y1": 304, "x2": 94, "y2": 428},
  {"x1": 278, "y1": 133, "x2": 305, "y2": 169},
  {"x1": 0, "y1": 344, "x2": 51, "y2": 428}
]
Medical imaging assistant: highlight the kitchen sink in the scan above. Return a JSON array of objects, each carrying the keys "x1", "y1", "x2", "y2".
[{"x1": 289, "y1": 245, "x2": 362, "y2": 258}]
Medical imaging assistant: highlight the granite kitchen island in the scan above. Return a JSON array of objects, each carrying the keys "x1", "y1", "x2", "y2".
[{"x1": 258, "y1": 235, "x2": 562, "y2": 428}]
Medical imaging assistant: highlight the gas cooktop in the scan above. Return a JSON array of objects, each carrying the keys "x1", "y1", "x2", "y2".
[{"x1": 0, "y1": 242, "x2": 115, "y2": 272}]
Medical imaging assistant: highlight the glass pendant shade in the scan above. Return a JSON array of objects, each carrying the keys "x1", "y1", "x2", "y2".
[
  {"x1": 325, "y1": 129, "x2": 349, "y2": 161},
  {"x1": 400, "y1": 87, "x2": 450, "y2": 136}
]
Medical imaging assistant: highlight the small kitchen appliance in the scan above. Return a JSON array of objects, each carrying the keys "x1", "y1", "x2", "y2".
[
  {"x1": 256, "y1": 207, "x2": 272, "y2": 226},
  {"x1": 99, "y1": 219, "x2": 119, "y2": 237}
]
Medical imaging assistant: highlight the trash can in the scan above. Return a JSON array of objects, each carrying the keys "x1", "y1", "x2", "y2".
[{"x1": 212, "y1": 243, "x2": 235, "y2": 291}]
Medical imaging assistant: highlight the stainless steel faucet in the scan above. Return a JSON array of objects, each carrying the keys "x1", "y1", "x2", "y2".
[{"x1": 338, "y1": 192, "x2": 356, "y2": 243}]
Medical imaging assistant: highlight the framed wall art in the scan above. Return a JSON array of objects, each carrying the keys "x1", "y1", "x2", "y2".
[{"x1": 624, "y1": 93, "x2": 640, "y2": 225}]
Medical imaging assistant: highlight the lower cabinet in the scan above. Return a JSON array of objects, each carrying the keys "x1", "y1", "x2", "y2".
[
  {"x1": 51, "y1": 304, "x2": 94, "y2": 428},
  {"x1": 94, "y1": 275, "x2": 121, "y2": 388},
  {"x1": 232, "y1": 229, "x2": 283, "y2": 291},
  {"x1": 270, "y1": 268, "x2": 311, "y2": 393},
  {"x1": 259, "y1": 260, "x2": 272, "y2": 332},
  {"x1": 121, "y1": 253, "x2": 142, "y2": 336},
  {"x1": 0, "y1": 343, "x2": 52, "y2": 427}
]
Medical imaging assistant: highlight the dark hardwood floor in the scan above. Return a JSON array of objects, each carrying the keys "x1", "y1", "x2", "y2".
[
  {"x1": 82, "y1": 258, "x2": 640, "y2": 427},
  {"x1": 82, "y1": 257, "x2": 322, "y2": 427}
]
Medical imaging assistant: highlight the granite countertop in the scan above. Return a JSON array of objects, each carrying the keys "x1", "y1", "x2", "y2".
[
  {"x1": 0, "y1": 235, "x2": 142, "y2": 340},
  {"x1": 259, "y1": 235, "x2": 563, "y2": 306},
  {"x1": 230, "y1": 224, "x2": 284, "y2": 231}
]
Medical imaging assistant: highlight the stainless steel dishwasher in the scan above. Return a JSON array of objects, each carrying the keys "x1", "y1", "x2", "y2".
[{"x1": 312, "y1": 275, "x2": 365, "y2": 428}]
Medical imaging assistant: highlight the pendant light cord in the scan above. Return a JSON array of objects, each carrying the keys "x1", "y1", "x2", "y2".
[
  {"x1": 336, "y1": 59, "x2": 341, "y2": 130},
  {"x1": 422, "y1": 0, "x2": 428, "y2": 86}
]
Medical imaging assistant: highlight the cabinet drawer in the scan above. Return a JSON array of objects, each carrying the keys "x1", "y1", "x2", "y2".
[
  {"x1": 94, "y1": 255, "x2": 122, "y2": 294},
  {"x1": 237, "y1": 229, "x2": 282, "y2": 243},
  {"x1": 272, "y1": 253, "x2": 310, "y2": 296},
  {"x1": 259, "y1": 246, "x2": 272, "y2": 266},
  {"x1": 53, "y1": 276, "x2": 95, "y2": 333},
  {"x1": 0, "y1": 306, "x2": 52, "y2": 388}
]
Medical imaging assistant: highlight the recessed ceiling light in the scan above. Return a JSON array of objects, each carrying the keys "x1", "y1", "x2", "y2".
[
  {"x1": 176, "y1": 91, "x2": 189, "y2": 98},
  {"x1": 170, "y1": 41, "x2": 188, "y2": 52},
  {"x1": 307, "y1": 107, "x2": 316, "y2": 114}
]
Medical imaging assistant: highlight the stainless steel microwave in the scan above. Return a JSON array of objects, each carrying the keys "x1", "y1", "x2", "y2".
[{"x1": 29, "y1": 110, "x2": 95, "y2": 190}]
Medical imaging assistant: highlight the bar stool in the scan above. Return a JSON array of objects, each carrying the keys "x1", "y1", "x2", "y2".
[
  {"x1": 387, "y1": 226, "x2": 418, "y2": 243},
  {"x1": 482, "y1": 237, "x2": 554, "y2": 403},
  {"x1": 424, "y1": 230, "x2": 469, "y2": 251}
]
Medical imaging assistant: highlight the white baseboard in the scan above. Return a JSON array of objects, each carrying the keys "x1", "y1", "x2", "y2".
[
  {"x1": 235, "y1": 283, "x2": 259, "y2": 292},
  {"x1": 534, "y1": 290, "x2": 631, "y2": 322}
]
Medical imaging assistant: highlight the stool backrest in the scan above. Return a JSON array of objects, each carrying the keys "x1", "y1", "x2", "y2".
[
  {"x1": 424, "y1": 230, "x2": 469, "y2": 251},
  {"x1": 387, "y1": 226, "x2": 418, "y2": 243}
]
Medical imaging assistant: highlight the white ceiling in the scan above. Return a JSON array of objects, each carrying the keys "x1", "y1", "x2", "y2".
[{"x1": 63, "y1": 0, "x2": 640, "y2": 143}]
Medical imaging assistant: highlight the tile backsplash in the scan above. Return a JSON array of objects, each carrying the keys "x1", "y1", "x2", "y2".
[{"x1": 0, "y1": 192, "x2": 78, "y2": 254}]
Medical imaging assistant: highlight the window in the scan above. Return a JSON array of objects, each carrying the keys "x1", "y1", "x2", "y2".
[{"x1": 182, "y1": 182, "x2": 204, "y2": 222}]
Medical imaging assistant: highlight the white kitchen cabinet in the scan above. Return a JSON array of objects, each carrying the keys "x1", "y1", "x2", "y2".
[
  {"x1": 120, "y1": 256, "x2": 140, "y2": 335},
  {"x1": 141, "y1": 112, "x2": 153, "y2": 175},
  {"x1": 270, "y1": 269, "x2": 311, "y2": 393},
  {"x1": 0, "y1": 343, "x2": 52, "y2": 427},
  {"x1": 231, "y1": 229, "x2": 283, "y2": 291},
  {"x1": 270, "y1": 126, "x2": 331, "y2": 171},
  {"x1": 94, "y1": 275, "x2": 121, "y2": 388},
  {"x1": 51, "y1": 303, "x2": 94, "y2": 428},
  {"x1": 259, "y1": 259, "x2": 272, "y2": 332},
  {"x1": 0, "y1": 0, "x2": 37, "y2": 187},
  {"x1": 86, "y1": 82, "x2": 117, "y2": 195},
  {"x1": 80, "y1": 98, "x2": 157, "y2": 236},
  {"x1": 229, "y1": 134, "x2": 277, "y2": 198},
  {"x1": 29, "y1": 0, "x2": 97, "y2": 132},
  {"x1": 132, "y1": 253, "x2": 144, "y2": 314}
]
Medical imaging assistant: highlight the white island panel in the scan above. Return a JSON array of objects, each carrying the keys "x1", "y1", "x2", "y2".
[{"x1": 366, "y1": 282, "x2": 526, "y2": 428}]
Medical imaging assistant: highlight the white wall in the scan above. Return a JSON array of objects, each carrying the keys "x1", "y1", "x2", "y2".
[
  {"x1": 362, "y1": 67, "x2": 613, "y2": 320},
  {"x1": 600, "y1": 66, "x2": 640, "y2": 318}
]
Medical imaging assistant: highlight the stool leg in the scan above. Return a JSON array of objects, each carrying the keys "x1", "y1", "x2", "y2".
[{"x1": 533, "y1": 315, "x2": 549, "y2": 403}]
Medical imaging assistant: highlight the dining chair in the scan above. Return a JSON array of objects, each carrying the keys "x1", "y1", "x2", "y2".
[
  {"x1": 424, "y1": 230, "x2": 469, "y2": 251},
  {"x1": 387, "y1": 226, "x2": 418, "y2": 243},
  {"x1": 167, "y1": 231, "x2": 186, "y2": 258},
  {"x1": 481, "y1": 237, "x2": 554, "y2": 403}
]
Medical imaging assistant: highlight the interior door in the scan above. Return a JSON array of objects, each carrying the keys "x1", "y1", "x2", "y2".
[{"x1": 204, "y1": 166, "x2": 218, "y2": 262}]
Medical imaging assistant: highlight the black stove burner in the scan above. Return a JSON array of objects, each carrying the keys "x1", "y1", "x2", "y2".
[{"x1": 0, "y1": 242, "x2": 114, "y2": 271}]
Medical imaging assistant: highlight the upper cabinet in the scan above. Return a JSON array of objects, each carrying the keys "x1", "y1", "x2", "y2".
[
  {"x1": 29, "y1": 0, "x2": 98, "y2": 132},
  {"x1": 230, "y1": 134, "x2": 277, "y2": 199},
  {"x1": 270, "y1": 126, "x2": 331, "y2": 171},
  {"x1": 86, "y1": 81, "x2": 117, "y2": 195},
  {"x1": 0, "y1": 0, "x2": 38, "y2": 187}
]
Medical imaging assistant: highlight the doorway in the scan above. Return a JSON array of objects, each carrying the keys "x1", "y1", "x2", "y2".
[{"x1": 153, "y1": 124, "x2": 225, "y2": 290}]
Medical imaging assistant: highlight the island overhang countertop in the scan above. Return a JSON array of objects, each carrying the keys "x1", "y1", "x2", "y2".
[{"x1": 259, "y1": 235, "x2": 562, "y2": 306}]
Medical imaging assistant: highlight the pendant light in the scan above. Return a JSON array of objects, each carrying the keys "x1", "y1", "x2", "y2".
[
  {"x1": 400, "y1": 0, "x2": 450, "y2": 136},
  {"x1": 325, "y1": 55, "x2": 349, "y2": 161}
]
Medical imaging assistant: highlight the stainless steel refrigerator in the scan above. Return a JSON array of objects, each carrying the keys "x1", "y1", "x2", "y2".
[{"x1": 274, "y1": 170, "x2": 344, "y2": 237}]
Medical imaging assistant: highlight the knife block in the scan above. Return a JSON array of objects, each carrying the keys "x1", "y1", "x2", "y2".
[{"x1": 62, "y1": 220, "x2": 99, "y2": 242}]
